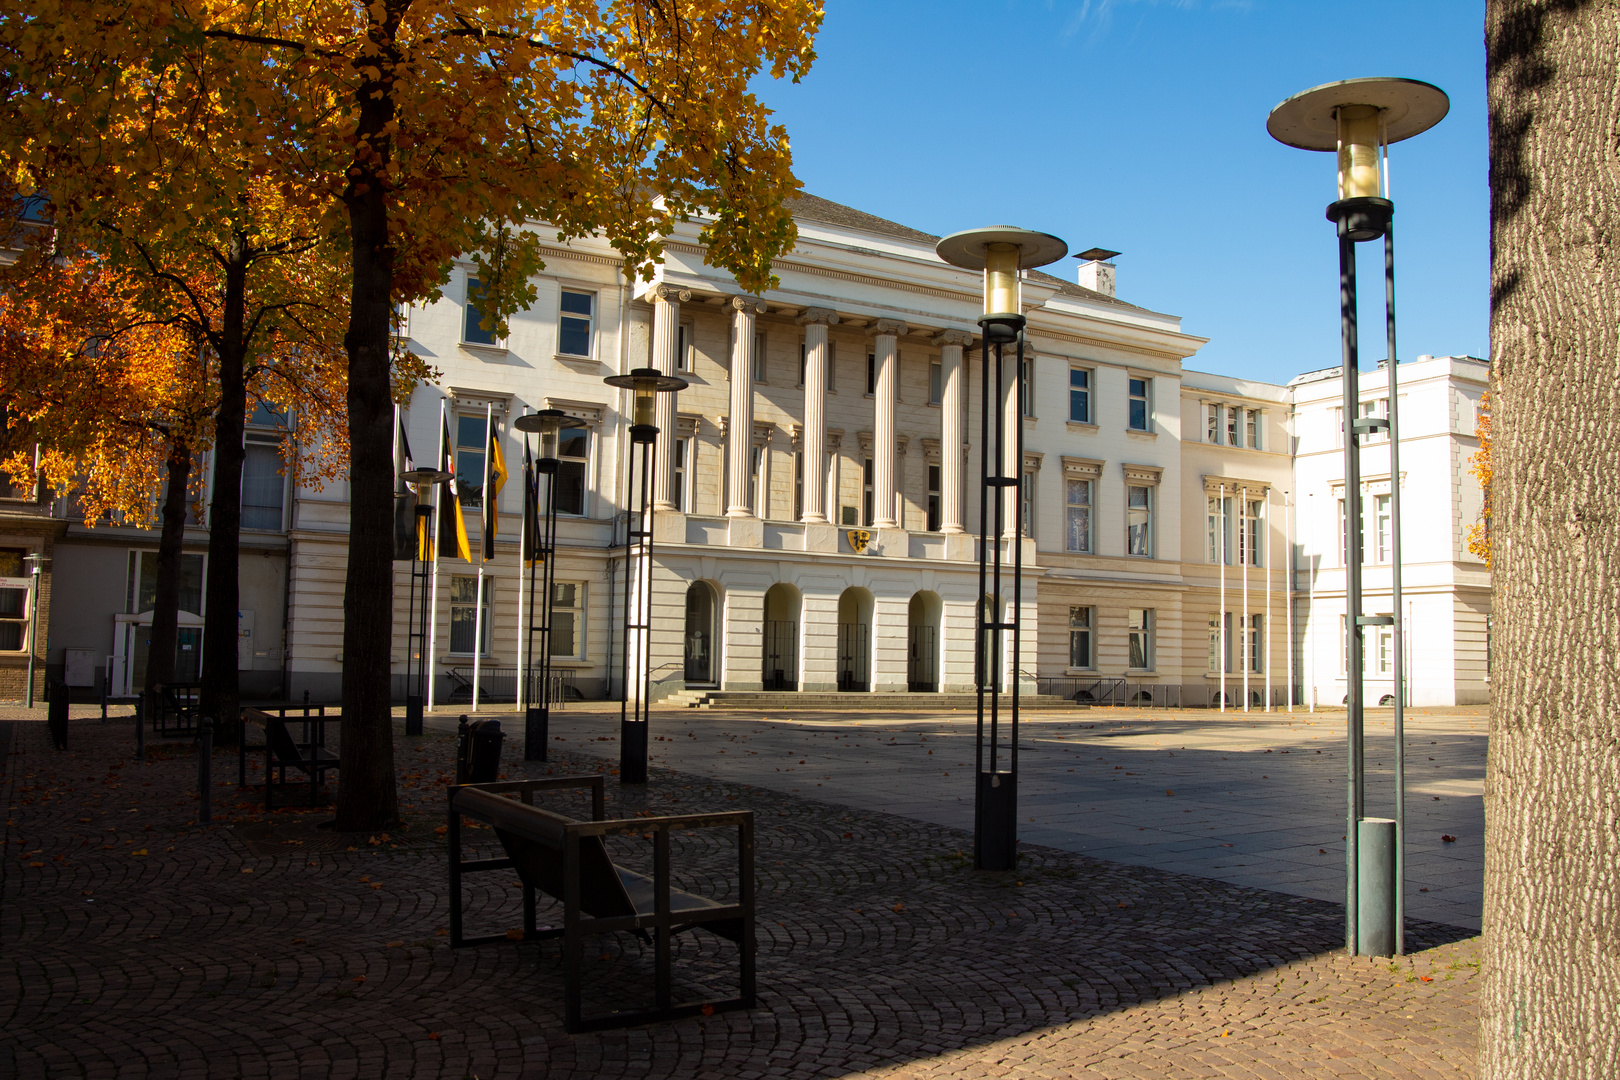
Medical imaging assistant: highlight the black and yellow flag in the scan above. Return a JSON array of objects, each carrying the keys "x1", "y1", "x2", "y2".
[
  {"x1": 482, "y1": 422, "x2": 508, "y2": 562},
  {"x1": 438, "y1": 414, "x2": 471, "y2": 563},
  {"x1": 522, "y1": 435, "x2": 544, "y2": 566},
  {"x1": 392, "y1": 411, "x2": 418, "y2": 561}
]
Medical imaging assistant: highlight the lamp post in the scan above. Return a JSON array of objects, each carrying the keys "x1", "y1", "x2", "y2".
[
  {"x1": 23, "y1": 552, "x2": 49, "y2": 709},
  {"x1": 512, "y1": 408, "x2": 586, "y2": 761},
  {"x1": 1268, "y1": 76, "x2": 1448, "y2": 957},
  {"x1": 602, "y1": 367, "x2": 688, "y2": 784},
  {"x1": 936, "y1": 227, "x2": 1067, "y2": 871},
  {"x1": 400, "y1": 468, "x2": 452, "y2": 735}
]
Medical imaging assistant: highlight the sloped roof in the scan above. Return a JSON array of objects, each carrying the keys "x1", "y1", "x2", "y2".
[{"x1": 787, "y1": 193, "x2": 1146, "y2": 312}]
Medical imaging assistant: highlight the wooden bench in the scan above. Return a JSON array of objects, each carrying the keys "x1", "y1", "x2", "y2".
[
  {"x1": 448, "y1": 776, "x2": 755, "y2": 1032},
  {"x1": 244, "y1": 707, "x2": 340, "y2": 809}
]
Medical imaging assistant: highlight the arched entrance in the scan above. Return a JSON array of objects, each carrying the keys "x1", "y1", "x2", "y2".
[
  {"x1": 683, "y1": 581, "x2": 719, "y2": 687},
  {"x1": 907, "y1": 591, "x2": 941, "y2": 693},
  {"x1": 837, "y1": 587, "x2": 873, "y2": 692},
  {"x1": 762, "y1": 583, "x2": 801, "y2": 691}
]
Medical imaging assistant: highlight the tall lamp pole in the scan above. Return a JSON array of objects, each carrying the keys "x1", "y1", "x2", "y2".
[
  {"x1": 512, "y1": 409, "x2": 586, "y2": 761},
  {"x1": 23, "y1": 553, "x2": 49, "y2": 709},
  {"x1": 400, "y1": 468, "x2": 451, "y2": 736},
  {"x1": 1268, "y1": 77, "x2": 1448, "y2": 957},
  {"x1": 936, "y1": 226, "x2": 1067, "y2": 871},
  {"x1": 602, "y1": 367, "x2": 688, "y2": 785}
]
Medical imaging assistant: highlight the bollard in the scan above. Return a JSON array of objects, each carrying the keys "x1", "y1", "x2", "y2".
[
  {"x1": 135, "y1": 692, "x2": 146, "y2": 760},
  {"x1": 47, "y1": 681, "x2": 69, "y2": 750},
  {"x1": 405, "y1": 693, "x2": 424, "y2": 737},
  {"x1": 456, "y1": 715, "x2": 504, "y2": 785},
  {"x1": 1357, "y1": 817, "x2": 1397, "y2": 956},
  {"x1": 524, "y1": 704, "x2": 548, "y2": 762},
  {"x1": 198, "y1": 717, "x2": 213, "y2": 825}
]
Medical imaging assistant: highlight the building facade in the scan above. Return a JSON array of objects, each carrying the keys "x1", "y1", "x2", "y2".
[{"x1": 8, "y1": 197, "x2": 1491, "y2": 710}]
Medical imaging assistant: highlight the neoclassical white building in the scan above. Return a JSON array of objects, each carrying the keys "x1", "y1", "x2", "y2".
[{"x1": 13, "y1": 196, "x2": 1491, "y2": 710}]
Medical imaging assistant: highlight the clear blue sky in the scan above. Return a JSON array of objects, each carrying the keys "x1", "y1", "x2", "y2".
[{"x1": 756, "y1": 0, "x2": 1487, "y2": 386}]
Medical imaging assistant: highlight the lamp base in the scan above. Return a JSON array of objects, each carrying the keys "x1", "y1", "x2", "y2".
[
  {"x1": 975, "y1": 771, "x2": 1018, "y2": 871},
  {"x1": 524, "y1": 705, "x2": 549, "y2": 762},
  {"x1": 629, "y1": 423, "x2": 658, "y2": 445},
  {"x1": 1327, "y1": 197, "x2": 1393, "y2": 243},
  {"x1": 405, "y1": 695, "x2": 424, "y2": 736},
  {"x1": 978, "y1": 313, "x2": 1026, "y2": 344},
  {"x1": 620, "y1": 720, "x2": 648, "y2": 784}
]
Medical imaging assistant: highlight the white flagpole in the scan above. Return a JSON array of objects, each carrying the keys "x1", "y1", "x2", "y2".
[
  {"x1": 392, "y1": 403, "x2": 402, "y2": 701},
  {"x1": 1265, "y1": 489, "x2": 1273, "y2": 712},
  {"x1": 427, "y1": 398, "x2": 445, "y2": 711},
  {"x1": 1219, "y1": 482, "x2": 1227, "y2": 713},
  {"x1": 1286, "y1": 490, "x2": 1295, "y2": 713},
  {"x1": 515, "y1": 408, "x2": 528, "y2": 713},
  {"x1": 1242, "y1": 486, "x2": 1250, "y2": 712},
  {"x1": 473, "y1": 402, "x2": 491, "y2": 711}
]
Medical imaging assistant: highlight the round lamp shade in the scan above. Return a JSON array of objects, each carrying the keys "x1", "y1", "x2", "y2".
[
  {"x1": 514, "y1": 408, "x2": 587, "y2": 434},
  {"x1": 1267, "y1": 77, "x2": 1449, "y2": 152},
  {"x1": 400, "y1": 468, "x2": 453, "y2": 486},
  {"x1": 601, "y1": 367, "x2": 689, "y2": 394},
  {"x1": 935, "y1": 227, "x2": 1069, "y2": 271}
]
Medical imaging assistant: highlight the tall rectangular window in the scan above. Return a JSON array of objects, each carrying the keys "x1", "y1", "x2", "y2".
[
  {"x1": 1065, "y1": 478, "x2": 1092, "y2": 553},
  {"x1": 866, "y1": 353, "x2": 875, "y2": 396},
  {"x1": 0, "y1": 547, "x2": 30, "y2": 650},
  {"x1": 672, "y1": 438, "x2": 689, "y2": 512},
  {"x1": 1226, "y1": 404, "x2": 1241, "y2": 446},
  {"x1": 1127, "y1": 608, "x2": 1153, "y2": 670},
  {"x1": 550, "y1": 582, "x2": 584, "y2": 660},
  {"x1": 926, "y1": 465, "x2": 941, "y2": 532},
  {"x1": 1128, "y1": 378, "x2": 1151, "y2": 431},
  {"x1": 455, "y1": 413, "x2": 487, "y2": 507},
  {"x1": 558, "y1": 289, "x2": 594, "y2": 357},
  {"x1": 1068, "y1": 606, "x2": 1094, "y2": 669},
  {"x1": 1245, "y1": 613, "x2": 1264, "y2": 673},
  {"x1": 1208, "y1": 615, "x2": 1234, "y2": 673},
  {"x1": 1239, "y1": 498, "x2": 1263, "y2": 566},
  {"x1": 463, "y1": 278, "x2": 499, "y2": 346},
  {"x1": 1374, "y1": 616, "x2": 1393, "y2": 673},
  {"x1": 748, "y1": 444, "x2": 762, "y2": 515},
  {"x1": 753, "y1": 330, "x2": 767, "y2": 383},
  {"x1": 1021, "y1": 358, "x2": 1035, "y2": 417},
  {"x1": 1126, "y1": 485, "x2": 1152, "y2": 557},
  {"x1": 129, "y1": 550, "x2": 205, "y2": 615},
  {"x1": 675, "y1": 323, "x2": 691, "y2": 372},
  {"x1": 794, "y1": 450, "x2": 805, "y2": 522},
  {"x1": 555, "y1": 426, "x2": 589, "y2": 516},
  {"x1": 1207, "y1": 495, "x2": 1233, "y2": 564},
  {"x1": 1020, "y1": 470, "x2": 1036, "y2": 536},
  {"x1": 1069, "y1": 368, "x2": 1091, "y2": 423},
  {"x1": 799, "y1": 343, "x2": 807, "y2": 387},
  {"x1": 1375, "y1": 494, "x2": 1392, "y2": 563},
  {"x1": 241, "y1": 436, "x2": 286, "y2": 531},
  {"x1": 826, "y1": 341, "x2": 837, "y2": 392},
  {"x1": 1246, "y1": 408, "x2": 1262, "y2": 449},
  {"x1": 929, "y1": 361, "x2": 942, "y2": 405},
  {"x1": 449, "y1": 575, "x2": 492, "y2": 655},
  {"x1": 862, "y1": 457, "x2": 874, "y2": 526},
  {"x1": 1206, "y1": 403, "x2": 1220, "y2": 444}
]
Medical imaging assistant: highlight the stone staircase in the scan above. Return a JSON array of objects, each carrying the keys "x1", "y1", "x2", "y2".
[{"x1": 659, "y1": 689, "x2": 1085, "y2": 711}]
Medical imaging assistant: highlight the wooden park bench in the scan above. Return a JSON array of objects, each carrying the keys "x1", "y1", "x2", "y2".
[
  {"x1": 243, "y1": 707, "x2": 340, "y2": 809},
  {"x1": 448, "y1": 776, "x2": 755, "y2": 1032}
]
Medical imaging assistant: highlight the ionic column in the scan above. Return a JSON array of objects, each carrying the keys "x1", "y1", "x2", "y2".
[
  {"x1": 725, "y1": 297, "x2": 766, "y2": 518},
  {"x1": 935, "y1": 330, "x2": 973, "y2": 534},
  {"x1": 1003, "y1": 344, "x2": 1029, "y2": 536},
  {"x1": 870, "y1": 319, "x2": 907, "y2": 529},
  {"x1": 796, "y1": 307, "x2": 838, "y2": 523},
  {"x1": 650, "y1": 284, "x2": 690, "y2": 510}
]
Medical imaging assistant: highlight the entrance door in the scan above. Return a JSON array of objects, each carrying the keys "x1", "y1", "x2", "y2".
[
  {"x1": 762, "y1": 621, "x2": 798, "y2": 691},
  {"x1": 908, "y1": 625, "x2": 937, "y2": 692},
  {"x1": 116, "y1": 618, "x2": 203, "y2": 696},
  {"x1": 683, "y1": 583, "x2": 717, "y2": 686},
  {"x1": 837, "y1": 623, "x2": 869, "y2": 692}
]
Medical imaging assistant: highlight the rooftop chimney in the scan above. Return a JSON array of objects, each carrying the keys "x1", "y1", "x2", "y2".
[{"x1": 1075, "y1": 247, "x2": 1121, "y2": 298}]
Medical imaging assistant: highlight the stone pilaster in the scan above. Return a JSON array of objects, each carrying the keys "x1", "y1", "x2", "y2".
[
  {"x1": 795, "y1": 307, "x2": 838, "y2": 523},
  {"x1": 725, "y1": 296, "x2": 766, "y2": 518},
  {"x1": 869, "y1": 319, "x2": 907, "y2": 529},
  {"x1": 650, "y1": 284, "x2": 690, "y2": 510},
  {"x1": 935, "y1": 329, "x2": 973, "y2": 534}
]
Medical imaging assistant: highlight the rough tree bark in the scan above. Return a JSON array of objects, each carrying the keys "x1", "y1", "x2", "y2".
[
  {"x1": 333, "y1": 0, "x2": 405, "y2": 831},
  {"x1": 1481, "y1": 1, "x2": 1620, "y2": 1076},
  {"x1": 144, "y1": 437, "x2": 191, "y2": 695}
]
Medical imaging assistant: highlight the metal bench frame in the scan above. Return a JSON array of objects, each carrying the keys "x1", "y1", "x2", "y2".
[
  {"x1": 448, "y1": 776, "x2": 756, "y2": 1032},
  {"x1": 246, "y1": 708, "x2": 340, "y2": 809}
]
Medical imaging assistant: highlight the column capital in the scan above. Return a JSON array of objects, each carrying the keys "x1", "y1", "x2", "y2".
[
  {"x1": 789, "y1": 423, "x2": 804, "y2": 451},
  {"x1": 730, "y1": 295, "x2": 768, "y2": 316},
  {"x1": 868, "y1": 318, "x2": 908, "y2": 338},
  {"x1": 933, "y1": 329, "x2": 975, "y2": 348},
  {"x1": 826, "y1": 427, "x2": 844, "y2": 451},
  {"x1": 796, "y1": 307, "x2": 840, "y2": 326},
  {"x1": 856, "y1": 430, "x2": 874, "y2": 454},
  {"x1": 921, "y1": 437, "x2": 941, "y2": 463},
  {"x1": 650, "y1": 284, "x2": 692, "y2": 304}
]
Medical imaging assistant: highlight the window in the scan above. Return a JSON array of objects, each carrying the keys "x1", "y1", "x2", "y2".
[
  {"x1": 1244, "y1": 614, "x2": 1264, "y2": 673},
  {"x1": 1375, "y1": 494, "x2": 1392, "y2": 563},
  {"x1": 799, "y1": 343, "x2": 806, "y2": 387},
  {"x1": 0, "y1": 547, "x2": 29, "y2": 650},
  {"x1": 794, "y1": 450, "x2": 804, "y2": 522},
  {"x1": 1128, "y1": 378, "x2": 1151, "y2": 431},
  {"x1": 1068, "y1": 606, "x2": 1094, "y2": 669},
  {"x1": 463, "y1": 277, "x2": 500, "y2": 346},
  {"x1": 1239, "y1": 498, "x2": 1263, "y2": 567},
  {"x1": 558, "y1": 289, "x2": 594, "y2": 357},
  {"x1": 1205, "y1": 403, "x2": 1220, "y2": 444},
  {"x1": 554, "y1": 426, "x2": 590, "y2": 516},
  {"x1": 1338, "y1": 497, "x2": 1366, "y2": 567},
  {"x1": 1020, "y1": 357, "x2": 1035, "y2": 417},
  {"x1": 449, "y1": 575, "x2": 492, "y2": 654},
  {"x1": 672, "y1": 438, "x2": 689, "y2": 512},
  {"x1": 1065, "y1": 478, "x2": 1092, "y2": 553},
  {"x1": 748, "y1": 444, "x2": 762, "y2": 515},
  {"x1": 862, "y1": 457, "x2": 874, "y2": 527},
  {"x1": 550, "y1": 582, "x2": 585, "y2": 660},
  {"x1": 1373, "y1": 615, "x2": 1393, "y2": 673},
  {"x1": 929, "y1": 361, "x2": 942, "y2": 405},
  {"x1": 1226, "y1": 405, "x2": 1240, "y2": 446},
  {"x1": 1068, "y1": 368, "x2": 1091, "y2": 423},
  {"x1": 1126, "y1": 485, "x2": 1152, "y2": 557},
  {"x1": 753, "y1": 330, "x2": 767, "y2": 383},
  {"x1": 454, "y1": 413, "x2": 487, "y2": 508},
  {"x1": 1207, "y1": 495, "x2": 1233, "y2": 564},
  {"x1": 1207, "y1": 615, "x2": 1230, "y2": 673},
  {"x1": 128, "y1": 550, "x2": 204, "y2": 615},
  {"x1": 926, "y1": 465, "x2": 941, "y2": 532},
  {"x1": 1127, "y1": 608, "x2": 1153, "y2": 670},
  {"x1": 241, "y1": 436, "x2": 286, "y2": 531},
  {"x1": 1246, "y1": 409, "x2": 1262, "y2": 449},
  {"x1": 1020, "y1": 470, "x2": 1035, "y2": 536},
  {"x1": 826, "y1": 341, "x2": 837, "y2": 393},
  {"x1": 866, "y1": 353, "x2": 876, "y2": 396},
  {"x1": 675, "y1": 323, "x2": 691, "y2": 372},
  {"x1": 1360, "y1": 398, "x2": 1389, "y2": 443}
]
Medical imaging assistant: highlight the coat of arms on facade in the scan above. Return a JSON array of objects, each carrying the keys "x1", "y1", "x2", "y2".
[{"x1": 846, "y1": 529, "x2": 871, "y2": 554}]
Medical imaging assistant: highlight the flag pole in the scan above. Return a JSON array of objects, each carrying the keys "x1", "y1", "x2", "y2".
[
  {"x1": 427, "y1": 398, "x2": 445, "y2": 712},
  {"x1": 473, "y1": 402, "x2": 491, "y2": 711},
  {"x1": 515, "y1": 408, "x2": 528, "y2": 713}
]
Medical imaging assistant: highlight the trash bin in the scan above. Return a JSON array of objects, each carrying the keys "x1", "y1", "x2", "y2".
[
  {"x1": 456, "y1": 716, "x2": 504, "y2": 785},
  {"x1": 47, "y1": 681, "x2": 69, "y2": 750}
]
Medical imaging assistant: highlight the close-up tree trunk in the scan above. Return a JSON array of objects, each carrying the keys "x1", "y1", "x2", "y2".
[
  {"x1": 143, "y1": 436, "x2": 191, "y2": 696},
  {"x1": 1481, "y1": 1, "x2": 1620, "y2": 1076}
]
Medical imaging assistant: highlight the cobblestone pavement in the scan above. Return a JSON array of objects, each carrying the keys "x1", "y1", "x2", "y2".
[
  {"x1": 4, "y1": 709, "x2": 1479, "y2": 1079},
  {"x1": 519, "y1": 704, "x2": 1487, "y2": 931}
]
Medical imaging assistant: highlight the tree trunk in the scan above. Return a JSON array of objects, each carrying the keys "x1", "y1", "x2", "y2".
[
  {"x1": 144, "y1": 437, "x2": 191, "y2": 694},
  {"x1": 1481, "y1": 2, "x2": 1620, "y2": 1076},
  {"x1": 334, "y1": 3, "x2": 404, "y2": 831},
  {"x1": 200, "y1": 248, "x2": 248, "y2": 746}
]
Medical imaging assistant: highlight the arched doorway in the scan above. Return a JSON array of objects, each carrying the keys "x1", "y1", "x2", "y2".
[
  {"x1": 684, "y1": 581, "x2": 719, "y2": 687},
  {"x1": 762, "y1": 583, "x2": 800, "y2": 691},
  {"x1": 837, "y1": 587, "x2": 873, "y2": 692},
  {"x1": 907, "y1": 591, "x2": 941, "y2": 692}
]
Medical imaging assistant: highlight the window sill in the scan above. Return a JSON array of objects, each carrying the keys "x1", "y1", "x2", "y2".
[
  {"x1": 1126, "y1": 669, "x2": 1159, "y2": 677},
  {"x1": 554, "y1": 353, "x2": 600, "y2": 370},
  {"x1": 460, "y1": 341, "x2": 509, "y2": 354},
  {"x1": 1125, "y1": 427, "x2": 1157, "y2": 439},
  {"x1": 1065, "y1": 421, "x2": 1097, "y2": 433},
  {"x1": 1064, "y1": 667, "x2": 1096, "y2": 676}
]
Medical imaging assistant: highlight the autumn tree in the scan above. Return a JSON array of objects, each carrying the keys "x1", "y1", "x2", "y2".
[
  {"x1": 1467, "y1": 390, "x2": 1492, "y2": 566},
  {"x1": 1482, "y1": 1, "x2": 1620, "y2": 1076}
]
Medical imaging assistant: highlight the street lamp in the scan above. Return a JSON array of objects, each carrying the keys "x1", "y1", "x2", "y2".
[
  {"x1": 1268, "y1": 76, "x2": 1448, "y2": 957},
  {"x1": 601, "y1": 367, "x2": 688, "y2": 784},
  {"x1": 23, "y1": 552, "x2": 49, "y2": 709},
  {"x1": 936, "y1": 227, "x2": 1067, "y2": 871},
  {"x1": 512, "y1": 408, "x2": 586, "y2": 761},
  {"x1": 400, "y1": 467, "x2": 452, "y2": 736}
]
